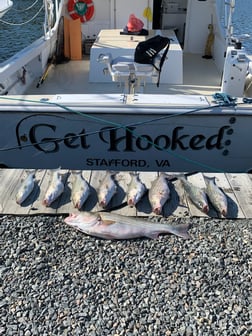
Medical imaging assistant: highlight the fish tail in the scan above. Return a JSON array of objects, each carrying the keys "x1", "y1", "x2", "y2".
[
  {"x1": 169, "y1": 172, "x2": 187, "y2": 181},
  {"x1": 50, "y1": 166, "x2": 61, "y2": 172},
  {"x1": 71, "y1": 170, "x2": 82, "y2": 174},
  {"x1": 108, "y1": 170, "x2": 117, "y2": 176},
  {"x1": 203, "y1": 174, "x2": 215, "y2": 183},
  {"x1": 168, "y1": 223, "x2": 191, "y2": 239},
  {"x1": 24, "y1": 169, "x2": 36, "y2": 178},
  {"x1": 25, "y1": 168, "x2": 36, "y2": 173}
]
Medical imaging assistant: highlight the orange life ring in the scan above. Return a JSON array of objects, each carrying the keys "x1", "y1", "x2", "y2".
[{"x1": 68, "y1": 0, "x2": 94, "y2": 23}]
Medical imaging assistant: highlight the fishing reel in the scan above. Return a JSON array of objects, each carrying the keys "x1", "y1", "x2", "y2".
[{"x1": 230, "y1": 34, "x2": 250, "y2": 49}]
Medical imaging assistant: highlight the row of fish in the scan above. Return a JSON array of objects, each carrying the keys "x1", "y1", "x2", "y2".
[
  {"x1": 179, "y1": 174, "x2": 227, "y2": 217},
  {"x1": 15, "y1": 170, "x2": 228, "y2": 216}
]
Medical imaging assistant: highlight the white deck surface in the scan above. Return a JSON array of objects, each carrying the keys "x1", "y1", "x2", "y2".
[{"x1": 27, "y1": 53, "x2": 221, "y2": 98}]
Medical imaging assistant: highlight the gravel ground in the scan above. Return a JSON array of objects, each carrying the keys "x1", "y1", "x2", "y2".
[{"x1": 0, "y1": 214, "x2": 251, "y2": 336}]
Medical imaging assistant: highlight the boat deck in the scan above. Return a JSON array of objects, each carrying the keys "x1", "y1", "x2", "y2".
[
  {"x1": 2, "y1": 169, "x2": 252, "y2": 219},
  {"x1": 27, "y1": 53, "x2": 221, "y2": 98}
]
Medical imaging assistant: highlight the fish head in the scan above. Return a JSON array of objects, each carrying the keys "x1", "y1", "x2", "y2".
[
  {"x1": 16, "y1": 197, "x2": 22, "y2": 205},
  {"x1": 149, "y1": 196, "x2": 162, "y2": 215},
  {"x1": 99, "y1": 199, "x2": 108, "y2": 208},
  {"x1": 42, "y1": 198, "x2": 51, "y2": 207},
  {"x1": 127, "y1": 197, "x2": 135, "y2": 207},
  {"x1": 64, "y1": 212, "x2": 101, "y2": 230},
  {"x1": 75, "y1": 201, "x2": 82, "y2": 210},
  {"x1": 221, "y1": 208, "x2": 227, "y2": 217},
  {"x1": 127, "y1": 191, "x2": 138, "y2": 207},
  {"x1": 218, "y1": 199, "x2": 228, "y2": 217},
  {"x1": 98, "y1": 188, "x2": 115, "y2": 208},
  {"x1": 198, "y1": 201, "x2": 209, "y2": 213},
  {"x1": 42, "y1": 195, "x2": 54, "y2": 207},
  {"x1": 219, "y1": 204, "x2": 228, "y2": 217},
  {"x1": 150, "y1": 200, "x2": 162, "y2": 215},
  {"x1": 202, "y1": 204, "x2": 209, "y2": 213},
  {"x1": 72, "y1": 196, "x2": 82, "y2": 210},
  {"x1": 153, "y1": 206, "x2": 162, "y2": 215}
]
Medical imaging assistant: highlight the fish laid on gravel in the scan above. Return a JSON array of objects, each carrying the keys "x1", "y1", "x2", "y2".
[
  {"x1": 97, "y1": 171, "x2": 117, "y2": 208},
  {"x1": 178, "y1": 175, "x2": 209, "y2": 213},
  {"x1": 16, "y1": 170, "x2": 36, "y2": 205},
  {"x1": 71, "y1": 171, "x2": 90, "y2": 210},
  {"x1": 64, "y1": 212, "x2": 191, "y2": 240},
  {"x1": 203, "y1": 175, "x2": 228, "y2": 216},
  {"x1": 126, "y1": 172, "x2": 147, "y2": 207},
  {"x1": 43, "y1": 169, "x2": 64, "y2": 207},
  {"x1": 148, "y1": 173, "x2": 170, "y2": 215}
]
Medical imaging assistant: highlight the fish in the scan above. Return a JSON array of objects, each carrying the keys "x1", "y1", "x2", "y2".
[
  {"x1": 148, "y1": 173, "x2": 170, "y2": 215},
  {"x1": 178, "y1": 175, "x2": 209, "y2": 213},
  {"x1": 16, "y1": 170, "x2": 36, "y2": 205},
  {"x1": 42, "y1": 168, "x2": 64, "y2": 207},
  {"x1": 203, "y1": 175, "x2": 228, "y2": 217},
  {"x1": 97, "y1": 171, "x2": 117, "y2": 208},
  {"x1": 71, "y1": 170, "x2": 90, "y2": 210},
  {"x1": 64, "y1": 212, "x2": 191, "y2": 240},
  {"x1": 126, "y1": 172, "x2": 147, "y2": 207}
]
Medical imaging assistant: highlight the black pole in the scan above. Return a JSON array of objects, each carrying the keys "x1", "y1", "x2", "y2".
[{"x1": 152, "y1": 0, "x2": 162, "y2": 29}]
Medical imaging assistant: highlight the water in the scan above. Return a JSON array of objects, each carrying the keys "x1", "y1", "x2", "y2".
[
  {"x1": 232, "y1": 0, "x2": 252, "y2": 52},
  {"x1": 0, "y1": 0, "x2": 252, "y2": 63},
  {"x1": 0, "y1": 0, "x2": 44, "y2": 63}
]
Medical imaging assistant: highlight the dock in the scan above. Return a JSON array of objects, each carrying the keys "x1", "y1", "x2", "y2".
[{"x1": 1, "y1": 169, "x2": 252, "y2": 218}]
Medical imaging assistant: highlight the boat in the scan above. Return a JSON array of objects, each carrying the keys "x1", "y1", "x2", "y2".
[
  {"x1": 0, "y1": 0, "x2": 252, "y2": 173},
  {"x1": 0, "y1": 0, "x2": 13, "y2": 18}
]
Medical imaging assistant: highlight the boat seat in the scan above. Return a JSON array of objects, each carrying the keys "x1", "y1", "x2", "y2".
[{"x1": 97, "y1": 53, "x2": 160, "y2": 93}]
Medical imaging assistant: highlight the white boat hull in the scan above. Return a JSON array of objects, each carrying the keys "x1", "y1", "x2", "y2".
[{"x1": 0, "y1": 93, "x2": 251, "y2": 173}]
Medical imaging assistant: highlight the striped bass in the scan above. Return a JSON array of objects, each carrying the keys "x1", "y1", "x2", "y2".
[
  {"x1": 203, "y1": 175, "x2": 228, "y2": 217},
  {"x1": 16, "y1": 170, "x2": 35, "y2": 205},
  {"x1": 98, "y1": 171, "x2": 117, "y2": 208},
  {"x1": 126, "y1": 172, "x2": 147, "y2": 207},
  {"x1": 148, "y1": 173, "x2": 171, "y2": 215},
  {"x1": 43, "y1": 168, "x2": 64, "y2": 207},
  {"x1": 178, "y1": 175, "x2": 209, "y2": 214},
  {"x1": 64, "y1": 212, "x2": 191, "y2": 240},
  {"x1": 71, "y1": 171, "x2": 90, "y2": 210}
]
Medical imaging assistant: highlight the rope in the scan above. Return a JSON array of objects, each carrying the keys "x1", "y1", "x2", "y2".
[
  {"x1": 0, "y1": 4, "x2": 44, "y2": 26},
  {"x1": 10, "y1": 0, "x2": 40, "y2": 12}
]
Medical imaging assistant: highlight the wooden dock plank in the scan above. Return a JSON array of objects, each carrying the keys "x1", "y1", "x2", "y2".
[
  {"x1": 0, "y1": 169, "x2": 24, "y2": 214},
  {"x1": 0, "y1": 169, "x2": 252, "y2": 218},
  {"x1": 226, "y1": 173, "x2": 252, "y2": 218}
]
